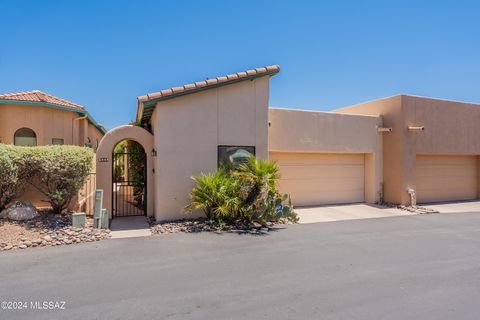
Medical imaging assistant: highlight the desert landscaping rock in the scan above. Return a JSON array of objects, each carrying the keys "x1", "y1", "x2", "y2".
[
  {"x1": 381, "y1": 203, "x2": 438, "y2": 214},
  {"x1": 1, "y1": 202, "x2": 39, "y2": 221},
  {"x1": 0, "y1": 210, "x2": 110, "y2": 252},
  {"x1": 149, "y1": 217, "x2": 291, "y2": 235}
]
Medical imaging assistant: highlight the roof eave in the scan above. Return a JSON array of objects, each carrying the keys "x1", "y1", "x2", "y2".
[{"x1": 136, "y1": 69, "x2": 279, "y2": 125}]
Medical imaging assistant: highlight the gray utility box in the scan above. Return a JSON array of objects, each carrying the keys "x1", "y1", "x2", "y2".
[
  {"x1": 72, "y1": 212, "x2": 86, "y2": 228},
  {"x1": 101, "y1": 209, "x2": 109, "y2": 229},
  {"x1": 93, "y1": 189, "x2": 104, "y2": 229}
]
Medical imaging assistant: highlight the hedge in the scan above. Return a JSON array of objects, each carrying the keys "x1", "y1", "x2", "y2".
[{"x1": 0, "y1": 144, "x2": 93, "y2": 214}]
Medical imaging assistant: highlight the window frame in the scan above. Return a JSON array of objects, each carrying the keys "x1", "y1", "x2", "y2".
[
  {"x1": 217, "y1": 145, "x2": 256, "y2": 167},
  {"x1": 14, "y1": 127, "x2": 37, "y2": 146},
  {"x1": 51, "y1": 138, "x2": 64, "y2": 145}
]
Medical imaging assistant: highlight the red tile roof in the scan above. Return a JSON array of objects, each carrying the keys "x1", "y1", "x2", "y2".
[
  {"x1": 137, "y1": 65, "x2": 280, "y2": 123},
  {"x1": 138, "y1": 65, "x2": 280, "y2": 103},
  {"x1": 0, "y1": 90, "x2": 85, "y2": 110}
]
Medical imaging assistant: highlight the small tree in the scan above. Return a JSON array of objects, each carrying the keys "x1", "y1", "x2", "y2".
[{"x1": 29, "y1": 146, "x2": 93, "y2": 214}]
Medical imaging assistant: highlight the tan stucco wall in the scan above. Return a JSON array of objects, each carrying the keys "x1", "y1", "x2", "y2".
[
  {"x1": 150, "y1": 77, "x2": 270, "y2": 221},
  {"x1": 0, "y1": 103, "x2": 103, "y2": 149},
  {"x1": 96, "y1": 125, "x2": 154, "y2": 219},
  {"x1": 336, "y1": 95, "x2": 480, "y2": 204},
  {"x1": 268, "y1": 108, "x2": 383, "y2": 203}
]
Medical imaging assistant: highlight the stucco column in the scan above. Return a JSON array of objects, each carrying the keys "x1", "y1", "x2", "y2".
[
  {"x1": 477, "y1": 156, "x2": 480, "y2": 199},
  {"x1": 79, "y1": 118, "x2": 88, "y2": 146},
  {"x1": 401, "y1": 98, "x2": 419, "y2": 205}
]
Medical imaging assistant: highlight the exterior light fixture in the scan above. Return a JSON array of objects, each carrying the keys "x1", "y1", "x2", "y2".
[
  {"x1": 151, "y1": 148, "x2": 157, "y2": 157},
  {"x1": 377, "y1": 127, "x2": 392, "y2": 132},
  {"x1": 408, "y1": 126, "x2": 425, "y2": 131}
]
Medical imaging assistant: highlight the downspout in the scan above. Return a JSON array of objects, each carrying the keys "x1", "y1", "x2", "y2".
[{"x1": 72, "y1": 114, "x2": 88, "y2": 145}]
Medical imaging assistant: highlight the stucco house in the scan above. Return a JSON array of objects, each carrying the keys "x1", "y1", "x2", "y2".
[
  {"x1": 0, "y1": 90, "x2": 105, "y2": 149},
  {"x1": 96, "y1": 65, "x2": 480, "y2": 222},
  {"x1": 0, "y1": 90, "x2": 105, "y2": 208}
]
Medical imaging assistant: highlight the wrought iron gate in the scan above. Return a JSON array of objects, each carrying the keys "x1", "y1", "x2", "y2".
[{"x1": 112, "y1": 151, "x2": 147, "y2": 217}]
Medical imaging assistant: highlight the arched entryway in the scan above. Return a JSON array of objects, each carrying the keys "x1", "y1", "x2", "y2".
[{"x1": 96, "y1": 125, "x2": 154, "y2": 220}]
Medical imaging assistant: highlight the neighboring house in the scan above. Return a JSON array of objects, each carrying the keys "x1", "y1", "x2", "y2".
[
  {"x1": 0, "y1": 90, "x2": 105, "y2": 209},
  {"x1": 96, "y1": 65, "x2": 480, "y2": 222},
  {"x1": 0, "y1": 90, "x2": 105, "y2": 149}
]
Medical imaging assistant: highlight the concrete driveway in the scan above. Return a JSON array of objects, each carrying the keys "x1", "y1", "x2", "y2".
[
  {"x1": 1, "y1": 212, "x2": 480, "y2": 320},
  {"x1": 295, "y1": 203, "x2": 411, "y2": 223},
  {"x1": 421, "y1": 200, "x2": 480, "y2": 214}
]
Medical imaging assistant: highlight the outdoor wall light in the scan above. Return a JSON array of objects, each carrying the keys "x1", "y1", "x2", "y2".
[
  {"x1": 151, "y1": 148, "x2": 157, "y2": 157},
  {"x1": 408, "y1": 126, "x2": 425, "y2": 131},
  {"x1": 377, "y1": 127, "x2": 392, "y2": 132}
]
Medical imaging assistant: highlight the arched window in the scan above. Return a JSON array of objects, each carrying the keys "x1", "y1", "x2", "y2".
[{"x1": 14, "y1": 128, "x2": 37, "y2": 146}]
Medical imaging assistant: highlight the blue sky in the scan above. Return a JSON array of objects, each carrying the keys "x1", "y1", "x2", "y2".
[{"x1": 1, "y1": 0, "x2": 479, "y2": 129}]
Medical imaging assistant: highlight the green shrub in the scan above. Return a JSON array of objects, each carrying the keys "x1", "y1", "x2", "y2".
[
  {"x1": 0, "y1": 144, "x2": 36, "y2": 211},
  {"x1": 0, "y1": 148, "x2": 19, "y2": 211},
  {"x1": 0, "y1": 144, "x2": 93, "y2": 214},
  {"x1": 185, "y1": 156, "x2": 298, "y2": 226},
  {"x1": 185, "y1": 168, "x2": 243, "y2": 225},
  {"x1": 27, "y1": 145, "x2": 93, "y2": 214}
]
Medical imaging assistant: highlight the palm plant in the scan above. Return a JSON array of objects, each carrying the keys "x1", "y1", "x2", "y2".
[
  {"x1": 185, "y1": 156, "x2": 298, "y2": 226},
  {"x1": 184, "y1": 170, "x2": 243, "y2": 224}
]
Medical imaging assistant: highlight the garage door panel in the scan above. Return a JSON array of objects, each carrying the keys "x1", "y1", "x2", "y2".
[
  {"x1": 416, "y1": 178, "x2": 476, "y2": 189},
  {"x1": 416, "y1": 155, "x2": 478, "y2": 203},
  {"x1": 291, "y1": 190, "x2": 365, "y2": 206},
  {"x1": 280, "y1": 178, "x2": 365, "y2": 193},
  {"x1": 417, "y1": 156, "x2": 476, "y2": 166},
  {"x1": 270, "y1": 152, "x2": 365, "y2": 206},
  {"x1": 279, "y1": 165, "x2": 364, "y2": 180},
  {"x1": 273, "y1": 153, "x2": 364, "y2": 166}
]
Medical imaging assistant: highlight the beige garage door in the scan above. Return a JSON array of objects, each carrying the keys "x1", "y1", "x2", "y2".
[
  {"x1": 416, "y1": 155, "x2": 478, "y2": 203},
  {"x1": 270, "y1": 152, "x2": 365, "y2": 206}
]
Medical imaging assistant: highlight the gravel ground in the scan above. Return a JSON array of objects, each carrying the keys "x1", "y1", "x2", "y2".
[
  {"x1": 0, "y1": 210, "x2": 110, "y2": 252},
  {"x1": 149, "y1": 217, "x2": 293, "y2": 235},
  {"x1": 381, "y1": 202, "x2": 439, "y2": 214}
]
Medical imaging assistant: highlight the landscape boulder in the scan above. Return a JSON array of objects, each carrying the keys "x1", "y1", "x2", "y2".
[{"x1": 0, "y1": 202, "x2": 38, "y2": 221}]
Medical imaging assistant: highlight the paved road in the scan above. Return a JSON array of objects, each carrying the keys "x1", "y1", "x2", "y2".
[{"x1": 1, "y1": 212, "x2": 480, "y2": 320}]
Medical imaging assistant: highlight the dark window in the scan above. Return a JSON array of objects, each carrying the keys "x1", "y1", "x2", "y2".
[
  {"x1": 52, "y1": 138, "x2": 64, "y2": 145},
  {"x1": 218, "y1": 145, "x2": 255, "y2": 167},
  {"x1": 14, "y1": 128, "x2": 37, "y2": 146}
]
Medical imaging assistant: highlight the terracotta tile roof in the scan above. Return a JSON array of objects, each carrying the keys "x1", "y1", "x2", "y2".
[
  {"x1": 138, "y1": 65, "x2": 280, "y2": 103},
  {"x1": 137, "y1": 65, "x2": 280, "y2": 123},
  {"x1": 0, "y1": 90, "x2": 85, "y2": 110}
]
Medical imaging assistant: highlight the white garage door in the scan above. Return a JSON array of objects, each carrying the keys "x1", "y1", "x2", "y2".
[
  {"x1": 416, "y1": 155, "x2": 478, "y2": 203},
  {"x1": 270, "y1": 152, "x2": 365, "y2": 206}
]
